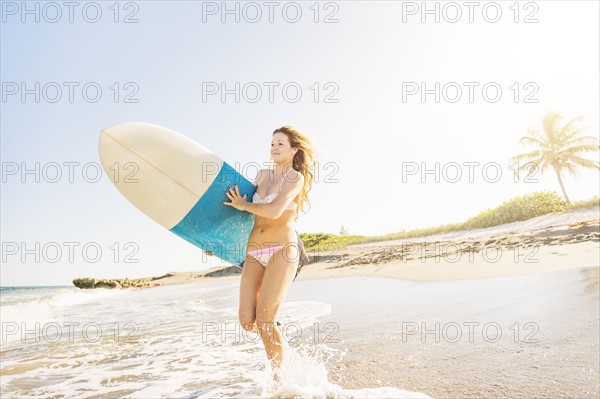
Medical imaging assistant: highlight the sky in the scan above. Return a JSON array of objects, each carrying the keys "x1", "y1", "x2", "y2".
[{"x1": 1, "y1": 0, "x2": 599, "y2": 286}]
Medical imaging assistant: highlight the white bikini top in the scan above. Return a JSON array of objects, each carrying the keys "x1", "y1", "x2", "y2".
[{"x1": 252, "y1": 170, "x2": 298, "y2": 211}]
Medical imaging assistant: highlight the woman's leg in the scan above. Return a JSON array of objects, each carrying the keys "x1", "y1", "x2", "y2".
[
  {"x1": 255, "y1": 243, "x2": 300, "y2": 372},
  {"x1": 239, "y1": 254, "x2": 266, "y2": 332}
]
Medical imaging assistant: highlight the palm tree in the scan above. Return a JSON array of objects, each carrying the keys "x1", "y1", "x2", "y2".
[{"x1": 511, "y1": 112, "x2": 599, "y2": 204}]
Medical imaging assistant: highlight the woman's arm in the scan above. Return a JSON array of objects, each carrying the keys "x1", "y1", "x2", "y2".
[
  {"x1": 240, "y1": 201, "x2": 278, "y2": 218},
  {"x1": 243, "y1": 170, "x2": 303, "y2": 219},
  {"x1": 224, "y1": 169, "x2": 303, "y2": 219}
]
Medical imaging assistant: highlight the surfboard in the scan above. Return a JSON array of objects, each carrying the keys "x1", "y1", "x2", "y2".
[{"x1": 98, "y1": 122, "x2": 257, "y2": 266}]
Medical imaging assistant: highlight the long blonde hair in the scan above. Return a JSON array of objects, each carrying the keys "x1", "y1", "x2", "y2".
[{"x1": 271, "y1": 125, "x2": 315, "y2": 221}]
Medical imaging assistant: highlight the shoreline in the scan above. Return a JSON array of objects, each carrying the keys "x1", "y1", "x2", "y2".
[{"x1": 71, "y1": 215, "x2": 599, "y2": 289}]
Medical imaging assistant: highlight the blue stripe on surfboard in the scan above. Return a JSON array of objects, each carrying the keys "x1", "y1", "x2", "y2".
[{"x1": 169, "y1": 162, "x2": 257, "y2": 266}]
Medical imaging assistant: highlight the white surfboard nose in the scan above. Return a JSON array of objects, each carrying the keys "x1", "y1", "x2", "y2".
[{"x1": 98, "y1": 122, "x2": 224, "y2": 229}]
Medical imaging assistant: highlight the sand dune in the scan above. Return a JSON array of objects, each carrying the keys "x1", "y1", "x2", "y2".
[{"x1": 72, "y1": 206, "x2": 599, "y2": 288}]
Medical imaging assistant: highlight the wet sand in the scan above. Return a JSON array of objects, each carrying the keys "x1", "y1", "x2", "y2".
[{"x1": 287, "y1": 267, "x2": 598, "y2": 398}]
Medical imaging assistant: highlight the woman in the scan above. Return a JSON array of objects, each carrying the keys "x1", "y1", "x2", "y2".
[{"x1": 223, "y1": 125, "x2": 315, "y2": 382}]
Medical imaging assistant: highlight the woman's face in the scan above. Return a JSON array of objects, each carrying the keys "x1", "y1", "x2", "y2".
[{"x1": 271, "y1": 132, "x2": 296, "y2": 163}]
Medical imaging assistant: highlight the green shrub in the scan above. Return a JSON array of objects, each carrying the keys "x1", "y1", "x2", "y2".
[
  {"x1": 298, "y1": 191, "x2": 597, "y2": 252},
  {"x1": 569, "y1": 196, "x2": 599, "y2": 209},
  {"x1": 299, "y1": 232, "x2": 364, "y2": 252},
  {"x1": 460, "y1": 191, "x2": 569, "y2": 230}
]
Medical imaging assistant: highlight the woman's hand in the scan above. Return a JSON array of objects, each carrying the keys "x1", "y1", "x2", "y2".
[{"x1": 223, "y1": 184, "x2": 247, "y2": 211}]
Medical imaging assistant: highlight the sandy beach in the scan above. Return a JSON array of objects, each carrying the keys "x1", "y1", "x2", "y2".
[
  {"x1": 287, "y1": 207, "x2": 598, "y2": 398},
  {"x1": 2, "y1": 207, "x2": 598, "y2": 398},
  {"x1": 79, "y1": 206, "x2": 597, "y2": 398},
  {"x1": 290, "y1": 267, "x2": 599, "y2": 398},
  {"x1": 94, "y1": 206, "x2": 599, "y2": 287}
]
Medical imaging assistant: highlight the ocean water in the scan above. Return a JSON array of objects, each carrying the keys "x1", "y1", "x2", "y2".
[{"x1": 0, "y1": 281, "x2": 431, "y2": 398}]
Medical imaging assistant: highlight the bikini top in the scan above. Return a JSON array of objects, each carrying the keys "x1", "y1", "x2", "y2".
[{"x1": 252, "y1": 170, "x2": 298, "y2": 211}]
